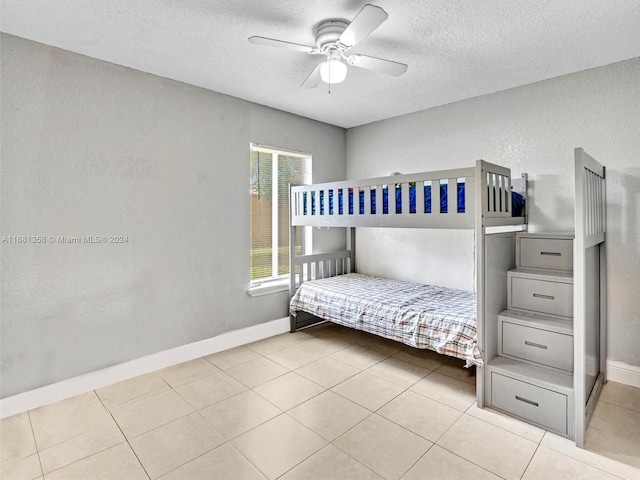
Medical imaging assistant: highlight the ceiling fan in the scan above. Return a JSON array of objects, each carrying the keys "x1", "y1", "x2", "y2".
[{"x1": 248, "y1": 4, "x2": 408, "y2": 88}]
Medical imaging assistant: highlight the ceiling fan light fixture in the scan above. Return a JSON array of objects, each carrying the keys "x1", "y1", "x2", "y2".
[
  {"x1": 249, "y1": 5, "x2": 407, "y2": 89},
  {"x1": 320, "y1": 55, "x2": 347, "y2": 84}
]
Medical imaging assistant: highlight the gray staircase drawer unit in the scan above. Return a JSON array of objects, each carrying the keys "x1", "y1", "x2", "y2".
[
  {"x1": 502, "y1": 322, "x2": 573, "y2": 372},
  {"x1": 519, "y1": 237, "x2": 573, "y2": 271},
  {"x1": 492, "y1": 373, "x2": 568, "y2": 434},
  {"x1": 510, "y1": 277, "x2": 573, "y2": 317}
]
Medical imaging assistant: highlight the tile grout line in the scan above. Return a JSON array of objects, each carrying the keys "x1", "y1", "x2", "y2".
[
  {"x1": 430, "y1": 442, "x2": 507, "y2": 480},
  {"x1": 255, "y1": 380, "x2": 328, "y2": 412},
  {"x1": 38, "y1": 440, "x2": 136, "y2": 478},
  {"x1": 517, "y1": 442, "x2": 631, "y2": 480},
  {"x1": 459, "y1": 408, "x2": 544, "y2": 444},
  {"x1": 325, "y1": 423, "x2": 389, "y2": 479},
  {"x1": 101, "y1": 372, "x2": 176, "y2": 411},
  {"x1": 26, "y1": 410, "x2": 45, "y2": 479},
  {"x1": 231, "y1": 410, "x2": 322, "y2": 480},
  {"x1": 430, "y1": 410, "x2": 539, "y2": 479},
  {"x1": 34, "y1": 430, "x2": 89, "y2": 454},
  {"x1": 105, "y1": 384, "x2": 171, "y2": 411},
  {"x1": 598, "y1": 397, "x2": 640, "y2": 415},
  {"x1": 397, "y1": 443, "x2": 437, "y2": 479},
  {"x1": 375, "y1": 396, "x2": 465, "y2": 447},
  {"x1": 269, "y1": 431, "x2": 327, "y2": 480},
  {"x1": 28, "y1": 392, "x2": 129, "y2": 477},
  {"x1": 407, "y1": 378, "x2": 476, "y2": 413},
  {"x1": 323, "y1": 402, "x2": 439, "y2": 480},
  {"x1": 294, "y1": 360, "x2": 362, "y2": 388},
  {"x1": 273, "y1": 440, "x2": 382, "y2": 480},
  {"x1": 327, "y1": 376, "x2": 402, "y2": 413},
  {"x1": 225, "y1": 441, "x2": 272, "y2": 480},
  {"x1": 199, "y1": 402, "x2": 282, "y2": 443},
  {"x1": 202, "y1": 352, "x2": 261, "y2": 371},
  {"x1": 95, "y1": 389, "x2": 152, "y2": 480},
  {"x1": 518, "y1": 438, "x2": 541, "y2": 479},
  {"x1": 440, "y1": 403, "x2": 529, "y2": 477},
  {"x1": 542, "y1": 428, "x2": 636, "y2": 480}
]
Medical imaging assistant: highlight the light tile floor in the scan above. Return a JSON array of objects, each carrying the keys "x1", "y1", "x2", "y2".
[{"x1": 2, "y1": 322, "x2": 639, "y2": 480}]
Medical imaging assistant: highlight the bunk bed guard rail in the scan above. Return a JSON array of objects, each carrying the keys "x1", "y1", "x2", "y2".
[{"x1": 290, "y1": 160, "x2": 520, "y2": 229}]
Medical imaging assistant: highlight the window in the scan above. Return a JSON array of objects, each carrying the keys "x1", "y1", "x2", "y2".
[{"x1": 249, "y1": 144, "x2": 311, "y2": 293}]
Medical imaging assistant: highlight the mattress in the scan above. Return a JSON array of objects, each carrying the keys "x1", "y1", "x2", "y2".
[{"x1": 290, "y1": 273, "x2": 482, "y2": 365}]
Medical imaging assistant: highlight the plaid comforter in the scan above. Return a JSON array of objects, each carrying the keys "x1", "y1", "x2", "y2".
[{"x1": 290, "y1": 273, "x2": 482, "y2": 364}]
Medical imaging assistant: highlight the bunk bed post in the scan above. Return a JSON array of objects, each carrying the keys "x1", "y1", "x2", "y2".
[
  {"x1": 573, "y1": 148, "x2": 606, "y2": 448},
  {"x1": 521, "y1": 173, "x2": 528, "y2": 226},
  {"x1": 289, "y1": 184, "x2": 297, "y2": 332},
  {"x1": 600, "y1": 241, "x2": 607, "y2": 379},
  {"x1": 597, "y1": 166, "x2": 607, "y2": 383},
  {"x1": 347, "y1": 227, "x2": 356, "y2": 272},
  {"x1": 475, "y1": 160, "x2": 486, "y2": 408},
  {"x1": 574, "y1": 152, "x2": 586, "y2": 448}
]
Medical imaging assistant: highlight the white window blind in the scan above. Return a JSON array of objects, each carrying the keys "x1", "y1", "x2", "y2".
[{"x1": 250, "y1": 145, "x2": 311, "y2": 285}]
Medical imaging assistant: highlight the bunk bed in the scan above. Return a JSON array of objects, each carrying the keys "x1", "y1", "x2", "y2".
[
  {"x1": 288, "y1": 151, "x2": 605, "y2": 448},
  {"x1": 288, "y1": 160, "x2": 528, "y2": 366}
]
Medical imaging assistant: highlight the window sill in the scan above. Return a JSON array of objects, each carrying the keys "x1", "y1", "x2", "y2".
[{"x1": 246, "y1": 280, "x2": 289, "y2": 297}]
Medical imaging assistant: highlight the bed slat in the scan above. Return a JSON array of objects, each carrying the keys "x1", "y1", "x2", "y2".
[
  {"x1": 431, "y1": 180, "x2": 440, "y2": 214},
  {"x1": 363, "y1": 187, "x2": 371, "y2": 216}
]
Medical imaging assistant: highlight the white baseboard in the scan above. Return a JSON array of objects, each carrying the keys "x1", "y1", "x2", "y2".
[
  {"x1": 0, "y1": 317, "x2": 290, "y2": 419},
  {"x1": 606, "y1": 360, "x2": 640, "y2": 389}
]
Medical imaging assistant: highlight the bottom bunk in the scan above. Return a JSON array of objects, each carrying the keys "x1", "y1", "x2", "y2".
[{"x1": 289, "y1": 272, "x2": 481, "y2": 365}]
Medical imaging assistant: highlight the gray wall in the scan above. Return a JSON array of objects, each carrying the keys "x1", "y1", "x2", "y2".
[
  {"x1": 347, "y1": 58, "x2": 640, "y2": 367},
  {"x1": 2, "y1": 32, "x2": 638, "y2": 398},
  {"x1": 0, "y1": 34, "x2": 345, "y2": 398}
]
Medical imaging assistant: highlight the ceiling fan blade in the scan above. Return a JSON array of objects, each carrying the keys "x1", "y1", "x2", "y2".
[
  {"x1": 301, "y1": 65, "x2": 322, "y2": 89},
  {"x1": 338, "y1": 4, "x2": 388, "y2": 47},
  {"x1": 349, "y1": 54, "x2": 408, "y2": 76},
  {"x1": 248, "y1": 36, "x2": 316, "y2": 53}
]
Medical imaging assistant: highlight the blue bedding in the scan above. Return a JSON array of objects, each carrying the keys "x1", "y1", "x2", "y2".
[{"x1": 304, "y1": 183, "x2": 525, "y2": 217}]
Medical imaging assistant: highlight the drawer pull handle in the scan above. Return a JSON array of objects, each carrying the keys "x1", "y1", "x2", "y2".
[
  {"x1": 540, "y1": 251, "x2": 561, "y2": 256},
  {"x1": 515, "y1": 395, "x2": 539, "y2": 407},
  {"x1": 533, "y1": 293, "x2": 555, "y2": 300},
  {"x1": 525, "y1": 340, "x2": 548, "y2": 350}
]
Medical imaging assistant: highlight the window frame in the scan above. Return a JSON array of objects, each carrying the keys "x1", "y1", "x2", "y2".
[{"x1": 247, "y1": 144, "x2": 312, "y2": 296}]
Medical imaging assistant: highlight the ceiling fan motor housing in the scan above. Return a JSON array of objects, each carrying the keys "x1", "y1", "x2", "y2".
[{"x1": 314, "y1": 19, "x2": 349, "y2": 50}]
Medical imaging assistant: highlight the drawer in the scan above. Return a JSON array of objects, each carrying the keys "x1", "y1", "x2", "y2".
[
  {"x1": 492, "y1": 373, "x2": 567, "y2": 433},
  {"x1": 519, "y1": 237, "x2": 573, "y2": 271},
  {"x1": 510, "y1": 277, "x2": 573, "y2": 317},
  {"x1": 502, "y1": 322, "x2": 573, "y2": 372}
]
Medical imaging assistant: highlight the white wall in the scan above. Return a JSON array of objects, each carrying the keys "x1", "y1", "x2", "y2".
[
  {"x1": 0, "y1": 34, "x2": 346, "y2": 398},
  {"x1": 346, "y1": 58, "x2": 640, "y2": 367}
]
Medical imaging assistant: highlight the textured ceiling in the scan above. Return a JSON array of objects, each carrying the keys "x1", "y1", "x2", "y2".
[{"x1": 2, "y1": 0, "x2": 639, "y2": 128}]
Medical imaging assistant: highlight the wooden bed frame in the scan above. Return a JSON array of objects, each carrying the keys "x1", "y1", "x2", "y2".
[{"x1": 289, "y1": 159, "x2": 528, "y2": 329}]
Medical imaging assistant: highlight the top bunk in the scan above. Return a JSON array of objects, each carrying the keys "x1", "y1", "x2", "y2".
[{"x1": 290, "y1": 160, "x2": 527, "y2": 230}]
